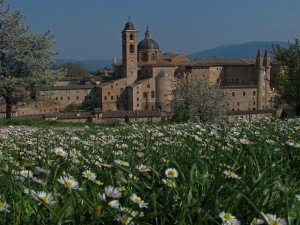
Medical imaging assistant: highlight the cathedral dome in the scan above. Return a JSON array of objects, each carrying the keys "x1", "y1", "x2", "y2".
[
  {"x1": 137, "y1": 27, "x2": 159, "y2": 50},
  {"x1": 124, "y1": 20, "x2": 135, "y2": 30}
]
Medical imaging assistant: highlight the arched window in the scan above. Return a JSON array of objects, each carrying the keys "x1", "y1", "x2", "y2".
[
  {"x1": 130, "y1": 34, "x2": 134, "y2": 40},
  {"x1": 151, "y1": 53, "x2": 156, "y2": 61},
  {"x1": 130, "y1": 44, "x2": 134, "y2": 53}
]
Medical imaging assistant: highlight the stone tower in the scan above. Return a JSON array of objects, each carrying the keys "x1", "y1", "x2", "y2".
[
  {"x1": 122, "y1": 19, "x2": 138, "y2": 85},
  {"x1": 264, "y1": 47, "x2": 271, "y2": 108},
  {"x1": 256, "y1": 48, "x2": 264, "y2": 109}
]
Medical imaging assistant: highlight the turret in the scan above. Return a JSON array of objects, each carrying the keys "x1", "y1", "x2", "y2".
[
  {"x1": 256, "y1": 47, "x2": 264, "y2": 109},
  {"x1": 264, "y1": 47, "x2": 271, "y2": 108}
]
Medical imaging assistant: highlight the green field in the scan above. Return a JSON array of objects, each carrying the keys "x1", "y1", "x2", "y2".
[{"x1": 0, "y1": 118, "x2": 299, "y2": 224}]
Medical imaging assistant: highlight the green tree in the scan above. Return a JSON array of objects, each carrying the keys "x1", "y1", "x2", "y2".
[
  {"x1": 272, "y1": 39, "x2": 300, "y2": 116},
  {"x1": 0, "y1": 1, "x2": 63, "y2": 118},
  {"x1": 59, "y1": 63, "x2": 88, "y2": 77},
  {"x1": 172, "y1": 76, "x2": 228, "y2": 122}
]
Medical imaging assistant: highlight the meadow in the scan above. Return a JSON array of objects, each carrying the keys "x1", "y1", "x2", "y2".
[{"x1": 0, "y1": 118, "x2": 299, "y2": 225}]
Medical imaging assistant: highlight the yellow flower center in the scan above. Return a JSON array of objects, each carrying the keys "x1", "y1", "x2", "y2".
[
  {"x1": 134, "y1": 197, "x2": 141, "y2": 204},
  {"x1": 23, "y1": 172, "x2": 29, "y2": 177},
  {"x1": 0, "y1": 201, "x2": 4, "y2": 207},
  {"x1": 2, "y1": 166, "x2": 9, "y2": 172},
  {"x1": 269, "y1": 220, "x2": 279, "y2": 225},
  {"x1": 65, "y1": 181, "x2": 73, "y2": 188},
  {"x1": 57, "y1": 150, "x2": 64, "y2": 156},
  {"x1": 168, "y1": 170, "x2": 176, "y2": 177},
  {"x1": 87, "y1": 172, "x2": 93, "y2": 177},
  {"x1": 228, "y1": 172, "x2": 236, "y2": 177},
  {"x1": 166, "y1": 180, "x2": 174, "y2": 187},
  {"x1": 224, "y1": 214, "x2": 232, "y2": 220},
  {"x1": 39, "y1": 196, "x2": 48, "y2": 204}
]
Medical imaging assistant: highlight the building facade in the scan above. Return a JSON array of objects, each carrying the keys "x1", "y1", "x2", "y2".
[{"x1": 6, "y1": 19, "x2": 279, "y2": 121}]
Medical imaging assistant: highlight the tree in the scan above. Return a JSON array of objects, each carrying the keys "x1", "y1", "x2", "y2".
[
  {"x1": 0, "y1": 1, "x2": 63, "y2": 118},
  {"x1": 272, "y1": 39, "x2": 300, "y2": 116},
  {"x1": 59, "y1": 63, "x2": 88, "y2": 77},
  {"x1": 172, "y1": 76, "x2": 228, "y2": 122}
]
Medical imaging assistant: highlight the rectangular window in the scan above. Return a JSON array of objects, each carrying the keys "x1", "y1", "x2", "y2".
[
  {"x1": 104, "y1": 96, "x2": 107, "y2": 100},
  {"x1": 143, "y1": 92, "x2": 147, "y2": 98},
  {"x1": 253, "y1": 91, "x2": 256, "y2": 96},
  {"x1": 243, "y1": 91, "x2": 246, "y2": 96},
  {"x1": 68, "y1": 96, "x2": 70, "y2": 100},
  {"x1": 111, "y1": 96, "x2": 113, "y2": 100},
  {"x1": 232, "y1": 92, "x2": 235, "y2": 97},
  {"x1": 151, "y1": 91, "x2": 155, "y2": 98},
  {"x1": 108, "y1": 92, "x2": 110, "y2": 95}
]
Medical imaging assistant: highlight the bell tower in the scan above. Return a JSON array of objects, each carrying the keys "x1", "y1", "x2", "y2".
[
  {"x1": 256, "y1": 47, "x2": 264, "y2": 109},
  {"x1": 122, "y1": 19, "x2": 138, "y2": 85}
]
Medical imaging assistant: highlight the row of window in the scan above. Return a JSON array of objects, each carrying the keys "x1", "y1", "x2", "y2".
[{"x1": 232, "y1": 91, "x2": 256, "y2": 97}]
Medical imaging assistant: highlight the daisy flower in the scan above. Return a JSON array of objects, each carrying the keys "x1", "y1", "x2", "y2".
[
  {"x1": 54, "y1": 147, "x2": 68, "y2": 157},
  {"x1": 296, "y1": 194, "x2": 300, "y2": 201},
  {"x1": 136, "y1": 164, "x2": 151, "y2": 172},
  {"x1": 162, "y1": 179, "x2": 176, "y2": 188},
  {"x1": 219, "y1": 212, "x2": 240, "y2": 225},
  {"x1": 105, "y1": 185, "x2": 122, "y2": 198},
  {"x1": 223, "y1": 170, "x2": 241, "y2": 179},
  {"x1": 0, "y1": 200, "x2": 10, "y2": 212},
  {"x1": 32, "y1": 191, "x2": 56, "y2": 205},
  {"x1": 82, "y1": 170, "x2": 97, "y2": 181},
  {"x1": 57, "y1": 176, "x2": 79, "y2": 190},
  {"x1": 250, "y1": 217, "x2": 264, "y2": 225},
  {"x1": 108, "y1": 200, "x2": 120, "y2": 209},
  {"x1": 262, "y1": 213, "x2": 287, "y2": 225},
  {"x1": 20, "y1": 170, "x2": 33, "y2": 178},
  {"x1": 165, "y1": 168, "x2": 178, "y2": 178},
  {"x1": 114, "y1": 159, "x2": 130, "y2": 167},
  {"x1": 285, "y1": 140, "x2": 294, "y2": 146},
  {"x1": 130, "y1": 193, "x2": 148, "y2": 208},
  {"x1": 118, "y1": 214, "x2": 134, "y2": 225},
  {"x1": 240, "y1": 138, "x2": 251, "y2": 145}
]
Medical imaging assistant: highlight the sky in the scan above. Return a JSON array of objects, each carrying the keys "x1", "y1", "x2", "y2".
[{"x1": 7, "y1": 0, "x2": 300, "y2": 60}]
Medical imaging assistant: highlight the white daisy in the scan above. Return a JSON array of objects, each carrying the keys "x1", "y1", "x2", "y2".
[
  {"x1": 20, "y1": 170, "x2": 33, "y2": 178},
  {"x1": 130, "y1": 193, "x2": 148, "y2": 208},
  {"x1": 223, "y1": 170, "x2": 241, "y2": 179},
  {"x1": 108, "y1": 200, "x2": 120, "y2": 209},
  {"x1": 165, "y1": 168, "x2": 178, "y2": 178},
  {"x1": 82, "y1": 170, "x2": 97, "y2": 181},
  {"x1": 162, "y1": 179, "x2": 176, "y2": 188},
  {"x1": 250, "y1": 217, "x2": 264, "y2": 225},
  {"x1": 114, "y1": 159, "x2": 130, "y2": 167},
  {"x1": 54, "y1": 147, "x2": 68, "y2": 157},
  {"x1": 219, "y1": 212, "x2": 240, "y2": 225},
  {"x1": 0, "y1": 200, "x2": 10, "y2": 212},
  {"x1": 262, "y1": 213, "x2": 287, "y2": 225},
  {"x1": 32, "y1": 191, "x2": 56, "y2": 205},
  {"x1": 57, "y1": 176, "x2": 79, "y2": 190},
  {"x1": 105, "y1": 185, "x2": 122, "y2": 199},
  {"x1": 136, "y1": 164, "x2": 151, "y2": 172},
  {"x1": 296, "y1": 194, "x2": 300, "y2": 201}
]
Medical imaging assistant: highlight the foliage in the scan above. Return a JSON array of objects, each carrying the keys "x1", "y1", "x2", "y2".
[
  {"x1": 0, "y1": 118, "x2": 299, "y2": 224},
  {"x1": 272, "y1": 38, "x2": 300, "y2": 116},
  {"x1": 0, "y1": 1, "x2": 63, "y2": 118},
  {"x1": 59, "y1": 63, "x2": 89, "y2": 77},
  {"x1": 172, "y1": 76, "x2": 228, "y2": 122}
]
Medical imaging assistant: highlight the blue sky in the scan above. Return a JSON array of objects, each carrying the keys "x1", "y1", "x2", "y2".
[{"x1": 8, "y1": 0, "x2": 300, "y2": 60}]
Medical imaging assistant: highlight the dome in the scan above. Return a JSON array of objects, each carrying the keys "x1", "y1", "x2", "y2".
[
  {"x1": 157, "y1": 69, "x2": 171, "y2": 78},
  {"x1": 137, "y1": 27, "x2": 159, "y2": 50},
  {"x1": 138, "y1": 39, "x2": 159, "y2": 50},
  {"x1": 124, "y1": 21, "x2": 135, "y2": 30}
]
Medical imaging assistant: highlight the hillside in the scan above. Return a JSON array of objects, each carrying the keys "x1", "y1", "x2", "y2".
[{"x1": 187, "y1": 41, "x2": 289, "y2": 59}]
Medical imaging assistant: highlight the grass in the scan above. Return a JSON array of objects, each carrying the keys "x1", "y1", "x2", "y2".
[{"x1": 0, "y1": 118, "x2": 299, "y2": 224}]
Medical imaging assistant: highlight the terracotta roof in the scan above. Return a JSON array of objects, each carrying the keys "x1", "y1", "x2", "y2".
[
  {"x1": 190, "y1": 59, "x2": 255, "y2": 67},
  {"x1": 138, "y1": 60, "x2": 174, "y2": 67},
  {"x1": 48, "y1": 85, "x2": 95, "y2": 90}
]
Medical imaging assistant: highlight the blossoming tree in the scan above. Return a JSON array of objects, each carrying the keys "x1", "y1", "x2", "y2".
[{"x1": 0, "y1": 1, "x2": 63, "y2": 118}]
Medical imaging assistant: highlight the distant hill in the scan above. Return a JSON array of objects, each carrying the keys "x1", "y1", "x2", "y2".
[
  {"x1": 53, "y1": 59, "x2": 113, "y2": 72},
  {"x1": 53, "y1": 41, "x2": 290, "y2": 72},
  {"x1": 187, "y1": 41, "x2": 289, "y2": 59}
]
